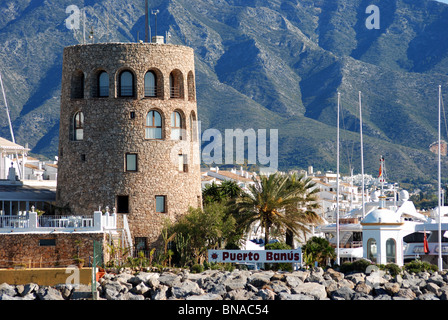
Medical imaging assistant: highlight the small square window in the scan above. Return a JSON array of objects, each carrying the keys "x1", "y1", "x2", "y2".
[
  {"x1": 155, "y1": 195, "x2": 166, "y2": 213},
  {"x1": 126, "y1": 153, "x2": 137, "y2": 172},
  {"x1": 81, "y1": 154, "x2": 86, "y2": 162},
  {"x1": 130, "y1": 111, "x2": 135, "y2": 119}
]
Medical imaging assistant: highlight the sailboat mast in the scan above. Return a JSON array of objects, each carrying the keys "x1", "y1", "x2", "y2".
[
  {"x1": 359, "y1": 91, "x2": 366, "y2": 218},
  {"x1": 336, "y1": 92, "x2": 340, "y2": 265},
  {"x1": 0, "y1": 73, "x2": 15, "y2": 144},
  {"x1": 0, "y1": 72, "x2": 22, "y2": 180},
  {"x1": 438, "y1": 85, "x2": 443, "y2": 271}
]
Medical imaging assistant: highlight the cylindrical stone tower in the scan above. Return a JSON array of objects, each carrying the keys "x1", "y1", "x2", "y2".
[{"x1": 57, "y1": 42, "x2": 202, "y2": 248}]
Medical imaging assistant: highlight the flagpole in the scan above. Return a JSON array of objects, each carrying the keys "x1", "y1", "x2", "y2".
[
  {"x1": 438, "y1": 85, "x2": 443, "y2": 271},
  {"x1": 359, "y1": 91, "x2": 366, "y2": 219},
  {"x1": 336, "y1": 92, "x2": 340, "y2": 266}
]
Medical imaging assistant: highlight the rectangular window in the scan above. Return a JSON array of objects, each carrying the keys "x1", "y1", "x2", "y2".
[
  {"x1": 155, "y1": 195, "x2": 166, "y2": 213},
  {"x1": 178, "y1": 154, "x2": 188, "y2": 172},
  {"x1": 135, "y1": 237, "x2": 148, "y2": 252},
  {"x1": 39, "y1": 239, "x2": 56, "y2": 247},
  {"x1": 126, "y1": 153, "x2": 138, "y2": 172},
  {"x1": 117, "y1": 195, "x2": 129, "y2": 213}
]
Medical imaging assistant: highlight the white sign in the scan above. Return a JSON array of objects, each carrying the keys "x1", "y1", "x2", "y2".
[{"x1": 208, "y1": 249, "x2": 301, "y2": 263}]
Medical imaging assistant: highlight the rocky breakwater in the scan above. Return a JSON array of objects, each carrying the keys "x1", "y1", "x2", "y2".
[{"x1": 2, "y1": 267, "x2": 448, "y2": 300}]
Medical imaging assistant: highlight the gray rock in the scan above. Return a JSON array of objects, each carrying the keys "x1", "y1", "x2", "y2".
[
  {"x1": 353, "y1": 292, "x2": 373, "y2": 300},
  {"x1": 384, "y1": 282, "x2": 400, "y2": 295},
  {"x1": 186, "y1": 293, "x2": 222, "y2": 300},
  {"x1": 373, "y1": 294, "x2": 392, "y2": 300},
  {"x1": 171, "y1": 280, "x2": 204, "y2": 299},
  {"x1": 331, "y1": 286, "x2": 355, "y2": 300},
  {"x1": 248, "y1": 273, "x2": 271, "y2": 288},
  {"x1": 396, "y1": 288, "x2": 417, "y2": 300},
  {"x1": 285, "y1": 275, "x2": 303, "y2": 288},
  {"x1": 345, "y1": 273, "x2": 365, "y2": 284},
  {"x1": 70, "y1": 284, "x2": 92, "y2": 300},
  {"x1": 206, "y1": 283, "x2": 227, "y2": 296},
  {"x1": 325, "y1": 268, "x2": 344, "y2": 282},
  {"x1": 158, "y1": 273, "x2": 182, "y2": 287},
  {"x1": 225, "y1": 289, "x2": 255, "y2": 300},
  {"x1": 36, "y1": 286, "x2": 64, "y2": 300},
  {"x1": 354, "y1": 282, "x2": 372, "y2": 295},
  {"x1": 224, "y1": 277, "x2": 246, "y2": 291},
  {"x1": 418, "y1": 292, "x2": 439, "y2": 300},
  {"x1": 426, "y1": 282, "x2": 441, "y2": 296},
  {"x1": 277, "y1": 292, "x2": 314, "y2": 300},
  {"x1": 438, "y1": 286, "x2": 448, "y2": 300},
  {"x1": 428, "y1": 274, "x2": 445, "y2": 287},
  {"x1": 0, "y1": 283, "x2": 16, "y2": 297},
  {"x1": 291, "y1": 270, "x2": 309, "y2": 282},
  {"x1": 293, "y1": 282, "x2": 327, "y2": 300},
  {"x1": 151, "y1": 285, "x2": 169, "y2": 300},
  {"x1": 257, "y1": 288, "x2": 276, "y2": 300},
  {"x1": 20, "y1": 283, "x2": 39, "y2": 297},
  {"x1": 127, "y1": 293, "x2": 145, "y2": 300},
  {"x1": 131, "y1": 282, "x2": 150, "y2": 295},
  {"x1": 270, "y1": 280, "x2": 290, "y2": 294}
]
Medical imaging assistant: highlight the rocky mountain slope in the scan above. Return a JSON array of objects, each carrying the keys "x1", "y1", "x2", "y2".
[{"x1": 1, "y1": 0, "x2": 448, "y2": 182}]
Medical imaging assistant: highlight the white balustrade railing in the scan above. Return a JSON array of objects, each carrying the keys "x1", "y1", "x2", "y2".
[{"x1": 0, "y1": 210, "x2": 117, "y2": 233}]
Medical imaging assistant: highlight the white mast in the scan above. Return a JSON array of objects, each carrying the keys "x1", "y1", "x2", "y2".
[
  {"x1": 0, "y1": 72, "x2": 22, "y2": 179},
  {"x1": 336, "y1": 92, "x2": 340, "y2": 265},
  {"x1": 359, "y1": 91, "x2": 366, "y2": 218},
  {"x1": 438, "y1": 85, "x2": 443, "y2": 271}
]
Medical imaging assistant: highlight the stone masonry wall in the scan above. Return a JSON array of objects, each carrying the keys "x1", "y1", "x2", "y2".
[
  {"x1": 56, "y1": 43, "x2": 202, "y2": 249},
  {"x1": 0, "y1": 233, "x2": 107, "y2": 268}
]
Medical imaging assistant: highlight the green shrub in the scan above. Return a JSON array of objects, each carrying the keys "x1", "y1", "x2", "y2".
[
  {"x1": 339, "y1": 259, "x2": 374, "y2": 274},
  {"x1": 301, "y1": 236, "x2": 335, "y2": 268},
  {"x1": 381, "y1": 263, "x2": 402, "y2": 277},
  {"x1": 190, "y1": 264, "x2": 204, "y2": 273},
  {"x1": 404, "y1": 260, "x2": 438, "y2": 273}
]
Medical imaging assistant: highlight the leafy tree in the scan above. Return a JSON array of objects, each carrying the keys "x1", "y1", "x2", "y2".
[
  {"x1": 231, "y1": 173, "x2": 322, "y2": 245},
  {"x1": 202, "y1": 180, "x2": 242, "y2": 205},
  {"x1": 170, "y1": 202, "x2": 238, "y2": 264},
  {"x1": 302, "y1": 236, "x2": 335, "y2": 268}
]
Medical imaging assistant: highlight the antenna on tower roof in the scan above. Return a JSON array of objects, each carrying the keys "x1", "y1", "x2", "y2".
[
  {"x1": 152, "y1": 9, "x2": 159, "y2": 39},
  {"x1": 145, "y1": 0, "x2": 149, "y2": 42}
]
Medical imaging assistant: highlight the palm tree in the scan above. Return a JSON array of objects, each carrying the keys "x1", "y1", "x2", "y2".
[
  {"x1": 285, "y1": 173, "x2": 322, "y2": 246},
  {"x1": 232, "y1": 172, "x2": 323, "y2": 246}
]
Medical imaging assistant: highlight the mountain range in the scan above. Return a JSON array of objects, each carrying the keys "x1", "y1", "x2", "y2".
[{"x1": 1, "y1": 0, "x2": 448, "y2": 183}]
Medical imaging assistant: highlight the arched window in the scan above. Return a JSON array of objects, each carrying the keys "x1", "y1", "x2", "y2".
[
  {"x1": 98, "y1": 71, "x2": 109, "y2": 97},
  {"x1": 171, "y1": 111, "x2": 182, "y2": 140},
  {"x1": 146, "y1": 110, "x2": 162, "y2": 139},
  {"x1": 144, "y1": 71, "x2": 157, "y2": 97},
  {"x1": 119, "y1": 70, "x2": 134, "y2": 97},
  {"x1": 73, "y1": 111, "x2": 84, "y2": 141},
  {"x1": 386, "y1": 238, "x2": 396, "y2": 263},
  {"x1": 367, "y1": 238, "x2": 377, "y2": 263},
  {"x1": 71, "y1": 70, "x2": 84, "y2": 99},
  {"x1": 189, "y1": 112, "x2": 197, "y2": 142},
  {"x1": 169, "y1": 70, "x2": 183, "y2": 99}
]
